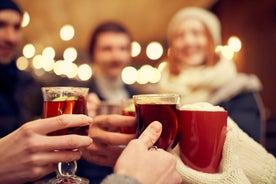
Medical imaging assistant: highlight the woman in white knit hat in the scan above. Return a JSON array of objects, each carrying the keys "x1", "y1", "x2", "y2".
[
  {"x1": 160, "y1": 7, "x2": 263, "y2": 143},
  {"x1": 160, "y1": 7, "x2": 275, "y2": 184}
]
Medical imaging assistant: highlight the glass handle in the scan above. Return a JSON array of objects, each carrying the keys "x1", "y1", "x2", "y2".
[{"x1": 57, "y1": 161, "x2": 77, "y2": 177}]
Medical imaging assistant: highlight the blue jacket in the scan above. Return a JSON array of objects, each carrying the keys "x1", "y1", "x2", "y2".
[
  {"x1": 219, "y1": 91, "x2": 262, "y2": 142},
  {"x1": 0, "y1": 61, "x2": 43, "y2": 137},
  {"x1": 210, "y1": 74, "x2": 264, "y2": 143}
]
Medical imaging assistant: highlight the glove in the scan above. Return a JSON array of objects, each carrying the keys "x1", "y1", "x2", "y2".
[{"x1": 172, "y1": 118, "x2": 276, "y2": 184}]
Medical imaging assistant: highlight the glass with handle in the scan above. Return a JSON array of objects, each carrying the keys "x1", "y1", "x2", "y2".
[{"x1": 133, "y1": 94, "x2": 180, "y2": 150}]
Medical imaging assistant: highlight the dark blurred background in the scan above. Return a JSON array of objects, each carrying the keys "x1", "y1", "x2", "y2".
[{"x1": 15, "y1": 0, "x2": 276, "y2": 155}]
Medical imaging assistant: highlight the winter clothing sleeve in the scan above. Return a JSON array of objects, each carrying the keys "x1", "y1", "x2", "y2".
[{"x1": 101, "y1": 174, "x2": 141, "y2": 184}]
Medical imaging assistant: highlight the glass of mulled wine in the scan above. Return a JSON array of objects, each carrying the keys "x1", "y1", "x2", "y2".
[
  {"x1": 121, "y1": 98, "x2": 136, "y2": 134},
  {"x1": 42, "y1": 87, "x2": 89, "y2": 184},
  {"x1": 133, "y1": 94, "x2": 180, "y2": 150}
]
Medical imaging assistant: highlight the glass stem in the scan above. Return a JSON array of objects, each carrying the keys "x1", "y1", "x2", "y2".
[{"x1": 57, "y1": 161, "x2": 77, "y2": 177}]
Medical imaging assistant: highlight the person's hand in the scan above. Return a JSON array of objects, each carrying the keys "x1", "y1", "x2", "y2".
[
  {"x1": 87, "y1": 92, "x2": 101, "y2": 117},
  {"x1": 172, "y1": 118, "x2": 251, "y2": 184},
  {"x1": 114, "y1": 121, "x2": 182, "y2": 184},
  {"x1": 82, "y1": 114, "x2": 136, "y2": 166},
  {"x1": 0, "y1": 114, "x2": 93, "y2": 184}
]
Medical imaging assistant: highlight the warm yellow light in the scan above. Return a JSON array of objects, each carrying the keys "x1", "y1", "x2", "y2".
[
  {"x1": 158, "y1": 61, "x2": 167, "y2": 72},
  {"x1": 32, "y1": 55, "x2": 42, "y2": 69},
  {"x1": 122, "y1": 66, "x2": 137, "y2": 85},
  {"x1": 22, "y1": 11, "x2": 30, "y2": 27},
  {"x1": 63, "y1": 47, "x2": 77, "y2": 62},
  {"x1": 228, "y1": 36, "x2": 242, "y2": 52},
  {"x1": 131, "y1": 41, "x2": 141, "y2": 57},
  {"x1": 33, "y1": 69, "x2": 45, "y2": 77},
  {"x1": 41, "y1": 56, "x2": 54, "y2": 72},
  {"x1": 42, "y1": 47, "x2": 55, "y2": 59},
  {"x1": 16, "y1": 56, "x2": 29, "y2": 70},
  {"x1": 60, "y1": 24, "x2": 75, "y2": 41},
  {"x1": 136, "y1": 65, "x2": 155, "y2": 84},
  {"x1": 53, "y1": 60, "x2": 72, "y2": 76},
  {"x1": 221, "y1": 46, "x2": 234, "y2": 60},
  {"x1": 22, "y1": 43, "x2": 35, "y2": 58},
  {"x1": 215, "y1": 45, "x2": 223, "y2": 54},
  {"x1": 78, "y1": 64, "x2": 92, "y2": 81},
  {"x1": 149, "y1": 68, "x2": 161, "y2": 83},
  {"x1": 146, "y1": 41, "x2": 163, "y2": 60},
  {"x1": 66, "y1": 63, "x2": 78, "y2": 78},
  {"x1": 136, "y1": 70, "x2": 148, "y2": 84},
  {"x1": 53, "y1": 60, "x2": 64, "y2": 75}
]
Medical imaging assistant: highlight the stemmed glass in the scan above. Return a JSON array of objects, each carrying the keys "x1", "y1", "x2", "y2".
[{"x1": 42, "y1": 87, "x2": 89, "y2": 184}]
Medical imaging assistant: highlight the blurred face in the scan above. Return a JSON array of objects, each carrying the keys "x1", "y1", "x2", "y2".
[
  {"x1": 0, "y1": 10, "x2": 22, "y2": 65},
  {"x1": 93, "y1": 32, "x2": 131, "y2": 79},
  {"x1": 169, "y1": 18, "x2": 209, "y2": 67}
]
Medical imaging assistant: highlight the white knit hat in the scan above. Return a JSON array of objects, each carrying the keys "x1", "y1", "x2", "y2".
[{"x1": 167, "y1": 7, "x2": 221, "y2": 46}]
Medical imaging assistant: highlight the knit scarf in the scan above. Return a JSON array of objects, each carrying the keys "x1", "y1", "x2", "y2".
[{"x1": 159, "y1": 57, "x2": 237, "y2": 105}]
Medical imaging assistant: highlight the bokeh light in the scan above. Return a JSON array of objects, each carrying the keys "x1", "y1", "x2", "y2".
[
  {"x1": 215, "y1": 45, "x2": 223, "y2": 54},
  {"x1": 41, "y1": 55, "x2": 54, "y2": 72},
  {"x1": 22, "y1": 11, "x2": 30, "y2": 27},
  {"x1": 221, "y1": 46, "x2": 234, "y2": 60},
  {"x1": 63, "y1": 47, "x2": 77, "y2": 62},
  {"x1": 228, "y1": 36, "x2": 242, "y2": 52},
  {"x1": 33, "y1": 69, "x2": 45, "y2": 77},
  {"x1": 131, "y1": 41, "x2": 141, "y2": 57},
  {"x1": 158, "y1": 61, "x2": 167, "y2": 72},
  {"x1": 149, "y1": 67, "x2": 161, "y2": 83},
  {"x1": 66, "y1": 62, "x2": 78, "y2": 78},
  {"x1": 42, "y1": 47, "x2": 55, "y2": 60},
  {"x1": 136, "y1": 65, "x2": 156, "y2": 84},
  {"x1": 122, "y1": 66, "x2": 137, "y2": 84},
  {"x1": 78, "y1": 64, "x2": 92, "y2": 81},
  {"x1": 53, "y1": 60, "x2": 65, "y2": 75},
  {"x1": 146, "y1": 41, "x2": 163, "y2": 60},
  {"x1": 23, "y1": 43, "x2": 35, "y2": 58},
  {"x1": 32, "y1": 55, "x2": 42, "y2": 69},
  {"x1": 16, "y1": 56, "x2": 29, "y2": 70},
  {"x1": 60, "y1": 24, "x2": 75, "y2": 41}
]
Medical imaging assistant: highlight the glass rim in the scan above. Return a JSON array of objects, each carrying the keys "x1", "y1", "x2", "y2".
[
  {"x1": 41, "y1": 86, "x2": 89, "y2": 90},
  {"x1": 133, "y1": 94, "x2": 180, "y2": 99}
]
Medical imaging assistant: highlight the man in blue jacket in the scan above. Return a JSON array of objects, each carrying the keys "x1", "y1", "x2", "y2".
[
  {"x1": 74, "y1": 22, "x2": 137, "y2": 183},
  {"x1": 0, "y1": 0, "x2": 43, "y2": 137}
]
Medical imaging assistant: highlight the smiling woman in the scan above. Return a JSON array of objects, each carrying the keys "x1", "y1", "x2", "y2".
[{"x1": 159, "y1": 7, "x2": 263, "y2": 143}]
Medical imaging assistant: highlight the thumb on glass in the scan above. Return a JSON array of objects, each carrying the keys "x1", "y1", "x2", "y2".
[{"x1": 138, "y1": 121, "x2": 162, "y2": 149}]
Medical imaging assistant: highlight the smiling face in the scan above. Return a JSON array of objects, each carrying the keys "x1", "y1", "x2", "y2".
[
  {"x1": 93, "y1": 32, "x2": 131, "y2": 80},
  {"x1": 0, "y1": 10, "x2": 22, "y2": 65},
  {"x1": 169, "y1": 18, "x2": 211, "y2": 68}
]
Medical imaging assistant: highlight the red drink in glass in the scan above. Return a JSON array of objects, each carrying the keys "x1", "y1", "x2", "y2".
[
  {"x1": 43, "y1": 95, "x2": 88, "y2": 135},
  {"x1": 135, "y1": 103, "x2": 179, "y2": 150},
  {"x1": 121, "y1": 110, "x2": 136, "y2": 134},
  {"x1": 133, "y1": 94, "x2": 180, "y2": 150},
  {"x1": 120, "y1": 98, "x2": 136, "y2": 134}
]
